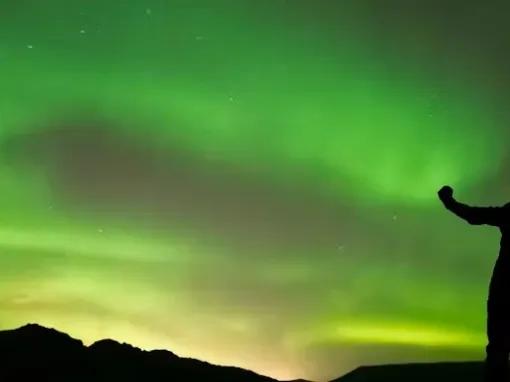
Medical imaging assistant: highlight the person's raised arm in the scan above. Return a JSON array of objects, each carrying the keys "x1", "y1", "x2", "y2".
[{"x1": 438, "y1": 185, "x2": 504, "y2": 226}]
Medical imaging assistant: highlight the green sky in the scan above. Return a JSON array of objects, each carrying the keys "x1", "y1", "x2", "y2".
[{"x1": 1, "y1": 1, "x2": 510, "y2": 380}]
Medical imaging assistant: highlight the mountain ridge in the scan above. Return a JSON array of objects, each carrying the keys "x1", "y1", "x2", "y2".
[
  {"x1": 0, "y1": 323, "x2": 315, "y2": 382},
  {"x1": 330, "y1": 360, "x2": 492, "y2": 381},
  {"x1": 0, "y1": 323, "x2": 494, "y2": 381}
]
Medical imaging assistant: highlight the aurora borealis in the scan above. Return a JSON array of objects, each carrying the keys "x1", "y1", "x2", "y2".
[{"x1": 2, "y1": 1, "x2": 510, "y2": 380}]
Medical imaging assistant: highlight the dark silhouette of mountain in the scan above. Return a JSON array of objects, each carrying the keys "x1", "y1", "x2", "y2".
[
  {"x1": 0, "y1": 323, "x2": 497, "y2": 382},
  {"x1": 329, "y1": 361, "x2": 492, "y2": 381},
  {"x1": 0, "y1": 323, "x2": 314, "y2": 382}
]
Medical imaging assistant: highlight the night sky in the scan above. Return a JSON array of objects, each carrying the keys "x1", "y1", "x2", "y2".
[{"x1": 2, "y1": 1, "x2": 510, "y2": 381}]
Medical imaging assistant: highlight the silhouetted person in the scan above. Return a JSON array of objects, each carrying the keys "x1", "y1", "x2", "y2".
[{"x1": 438, "y1": 185, "x2": 510, "y2": 382}]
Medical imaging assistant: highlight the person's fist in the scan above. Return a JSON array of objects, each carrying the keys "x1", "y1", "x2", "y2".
[{"x1": 438, "y1": 185, "x2": 454, "y2": 201}]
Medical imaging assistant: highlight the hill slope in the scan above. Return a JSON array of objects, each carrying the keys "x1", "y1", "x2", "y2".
[
  {"x1": 330, "y1": 361, "x2": 488, "y2": 382},
  {"x1": 2, "y1": 323, "x2": 491, "y2": 382},
  {"x1": 0, "y1": 323, "x2": 313, "y2": 382}
]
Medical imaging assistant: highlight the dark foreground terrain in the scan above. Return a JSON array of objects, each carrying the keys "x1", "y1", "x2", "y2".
[
  {"x1": 332, "y1": 361, "x2": 491, "y2": 381},
  {"x1": 0, "y1": 324, "x2": 311, "y2": 382},
  {"x1": 0, "y1": 324, "x2": 493, "y2": 381}
]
